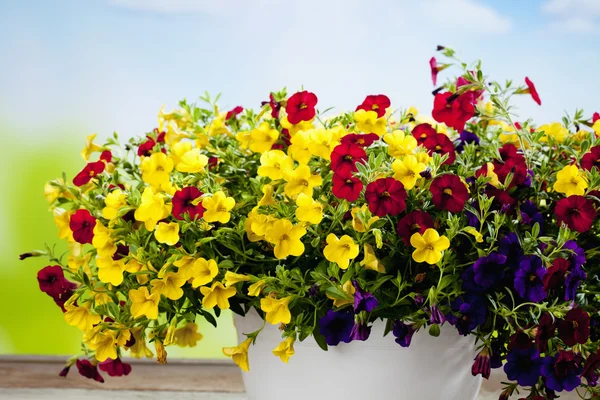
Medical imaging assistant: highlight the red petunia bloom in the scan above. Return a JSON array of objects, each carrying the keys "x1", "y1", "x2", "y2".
[
  {"x1": 330, "y1": 143, "x2": 367, "y2": 178},
  {"x1": 172, "y1": 187, "x2": 205, "y2": 220},
  {"x1": 593, "y1": 112, "x2": 600, "y2": 123},
  {"x1": 99, "y1": 358, "x2": 132, "y2": 377},
  {"x1": 581, "y1": 146, "x2": 600, "y2": 171},
  {"x1": 225, "y1": 106, "x2": 244, "y2": 121},
  {"x1": 100, "y1": 150, "x2": 112, "y2": 163},
  {"x1": 70, "y1": 209, "x2": 97, "y2": 244},
  {"x1": 431, "y1": 92, "x2": 475, "y2": 132},
  {"x1": 355, "y1": 94, "x2": 391, "y2": 118},
  {"x1": 555, "y1": 195, "x2": 597, "y2": 233},
  {"x1": 332, "y1": 174, "x2": 363, "y2": 202},
  {"x1": 73, "y1": 161, "x2": 105, "y2": 187},
  {"x1": 525, "y1": 77, "x2": 541, "y2": 106},
  {"x1": 535, "y1": 312, "x2": 556, "y2": 353},
  {"x1": 429, "y1": 57, "x2": 439, "y2": 86},
  {"x1": 341, "y1": 133, "x2": 379, "y2": 147},
  {"x1": 266, "y1": 93, "x2": 282, "y2": 119},
  {"x1": 76, "y1": 359, "x2": 104, "y2": 383},
  {"x1": 412, "y1": 123, "x2": 437, "y2": 144},
  {"x1": 365, "y1": 178, "x2": 407, "y2": 217},
  {"x1": 429, "y1": 174, "x2": 469, "y2": 213},
  {"x1": 582, "y1": 350, "x2": 600, "y2": 386},
  {"x1": 156, "y1": 130, "x2": 166, "y2": 143},
  {"x1": 557, "y1": 308, "x2": 590, "y2": 347},
  {"x1": 485, "y1": 187, "x2": 516, "y2": 213},
  {"x1": 138, "y1": 137, "x2": 157, "y2": 157},
  {"x1": 423, "y1": 133, "x2": 456, "y2": 165},
  {"x1": 396, "y1": 210, "x2": 434, "y2": 245},
  {"x1": 37, "y1": 265, "x2": 71, "y2": 298},
  {"x1": 490, "y1": 144, "x2": 528, "y2": 187},
  {"x1": 286, "y1": 91, "x2": 318, "y2": 124},
  {"x1": 543, "y1": 258, "x2": 569, "y2": 292},
  {"x1": 207, "y1": 157, "x2": 219, "y2": 170}
]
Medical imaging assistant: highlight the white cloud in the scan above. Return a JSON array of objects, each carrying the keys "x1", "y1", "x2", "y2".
[
  {"x1": 543, "y1": 0, "x2": 600, "y2": 15},
  {"x1": 542, "y1": 0, "x2": 600, "y2": 34},
  {"x1": 418, "y1": 0, "x2": 512, "y2": 34}
]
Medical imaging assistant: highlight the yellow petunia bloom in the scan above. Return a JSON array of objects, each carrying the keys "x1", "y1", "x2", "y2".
[
  {"x1": 208, "y1": 115, "x2": 229, "y2": 137},
  {"x1": 64, "y1": 303, "x2": 101, "y2": 331},
  {"x1": 53, "y1": 208, "x2": 74, "y2": 241},
  {"x1": 141, "y1": 152, "x2": 174, "y2": 187},
  {"x1": 97, "y1": 256, "x2": 126, "y2": 286},
  {"x1": 173, "y1": 256, "x2": 196, "y2": 281},
  {"x1": 134, "y1": 187, "x2": 172, "y2": 231},
  {"x1": 67, "y1": 241, "x2": 92, "y2": 273},
  {"x1": 224, "y1": 271, "x2": 251, "y2": 287},
  {"x1": 175, "y1": 148, "x2": 209, "y2": 173},
  {"x1": 92, "y1": 286, "x2": 112, "y2": 306},
  {"x1": 200, "y1": 281, "x2": 237, "y2": 309},
  {"x1": 280, "y1": 116, "x2": 314, "y2": 136},
  {"x1": 287, "y1": 130, "x2": 313, "y2": 164},
  {"x1": 91, "y1": 330, "x2": 118, "y2": 362},
  {"x1": 295, "y1": 193, "x2": 323, "y2": 224},
  {"x1": 174, "y1": 322, "x2": 204, "y2": 347},
  {"x1": 360, "y1": 243, "x2": 386, "y2": 273},
  {"x1": 81, "y1": 133, "x2": 104, "y2": 161},
  {"x1": 323, "y1": 234, "x2": 359, "y2": 270},
  {"x1": 537, "y1": 122, "x2": 568, "y2": 143},
  {"x1": 128, "y1": 327, "x2": 153, "y2": 358},
  {"x1": 260, "y1": 296, "x2": 292, "y2": 325},
  {"x1": 264, "y1": 219, "x2": 306, "y2": 259},
  {"x1": 248, "y1": 280, "x2": 267, "y2": 297},
  {"x1": 272, "y1": 337, "x2": 295, "y2": 363},
  {"x1": 593, "y1": 120, "x2": 600, "y2": 136},
  {"x1": 129, "y1": 286, "x2": 160, "y2": 319},
  {"x1": 463, "y1": 226, "x2": 483, "y2": 243},
  {"x1": 155, "y1": 340, "x2": 167, "y2": 364},
  {"x1": 223, "y1": 338, "x2": 252, "y2": 372},
  {"x1": 102, "y1": 189, "x2": 127, "y2": 220},
  {"x1": 190, "y1": 258, "x2": 219, "y2": 287},
  {"x1": 384, "y1": 130, "x2": 418, "y2": 158},
  {"x1": 354, "y1": 109, "x2": 387, "y2": 136},
  {"x1": 391, "y1": 155, "x2": 426, "y2": 190},
  {"x1": 351, "y1": 205, "x2": 379, "y2": 233},
  {"x1": 92, "y1": 221, "x2": 117, "y2": 257},
  {"x1": 283, "y1": 164, "x2": 322, "y2": 198},
  {"x1": 151, "y1": 272, "x2": 186, "y2": 300},
  {"x1": 258, "y1": 150, "x2": 294, "y2": 180},
  {"x1": 307, "y1": 128, "x2": 338, "y2": 160},
  {"x1": 257, "y1": 184, "x2": 277, "y2": 207},
  {"x1": 410, "y1": 228, "x2": 450, "y2": 265},
  {"x1": 169, "y1": 141, "x2": 193, "y2": 166},
  {"x1": 202, "y1": 191, "x2": 235, "y2": 223},
  {"x1": 326, "y1": 279, "x2": 355, "y2": 307},
  {"x1": 44, "y1": 178, "x2": 74, "y2": 203},
  {"x1": 154, "y1": 222, "x2": 180, "y2": 246},
  {"x1": 249, "y1": 122, "x2": 279, "y2": 153},
  {"x1": 553, "y1": 164, "x2": 588, "y2": 196}
]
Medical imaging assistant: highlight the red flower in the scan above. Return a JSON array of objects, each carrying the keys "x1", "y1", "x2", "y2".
[
  {"x1": 356, "y1": 94, "x2": 391, "y2": 118},
  {"x1": 508, "y1": 330, "x2": 533, "y2": 351},
  {"x1": 341, "y1": 133, "x2": 379, "y2": 147},
  {"x1": 73, "y1": 161, "x2": 105, "y2": 187},
  {"x1": 525, "y1": 77, "x2": 541, "y2": 106},
  {"x1": 76, "y1": 359, "x2": 104, "y2": 383},
  {"x1": 581, "y1": 146, "x2": 600, "y2": 171},
  {"x1": 286, "y1": 91, "x2": 318, "y2": 124},
  {"x1": 412, "y1": 123, "x2": 437, "y2": 144},
  {"x1": 70, "y1": 209, "x2": 96, "y2": 244},
  {"x1": 593, "y1": 112, "x2": 600, "y2": 123},
  {"x1": 156, "y1": 130, "x2": 166, "y2": 143},
  {"x1": 172, "y1": 187, "x2": 205, "y2": 220},
  {"x1": 423, "y1": 133, "x2": 456, "y2": 165},
  {"x1": 536, "y1": 312, "x2": 556, "y2": 353},
  {"x1": 207, "y1": 157, "x2": 219, "y2": 170},
  {"x1": 543, "y1": 258, "x2": 569, "y2": 292},
  {"x1": 490, "y1": 144, "x2": 528, "y2": 187},
  {"x1": 330, "y1": 143, "x2": 367, "y2": 177},
  {"x1": 582, "y1": 350, "x2": 600, "y2": 386},
  {"x1": 555, "y1": 195, "x2": 597, "y2": 233},
  {"x1": 558, "y1": 308, "x2": 590, "y2": 346},
  {"x1": 485, "y1": 187, "x2": 516, "y2": 213},
  {"x1": 396, "y1": 211, "x2": 434, "y2": 245},
  {"x1": 138, "y1": 137, "x2": 157, "y2": 157},
  {"x1": 37, "y1": 265, "x2": 71, "y2": 298},
  {"x1": 332, "y1": 174, "x2": 363, "y2": 202},
  {"x1": 429, "y1": 57, "x2": 440, "y2": 85},
  {"x1": 365, "y1": 178, "x2": 407, "y2": 217},
  {"x1": 100, "y1": 150, "x2": 112, "y2": 163},
  {"x1": 265, "y1": 93, "x2": 282, "y2": 119},
  {"x1": 429, "y1": 174, "x2": 469, "y2": 213},
  {"x1": 432, "y1": 92, "x2": 475, "y2": 131},
  {"x1": 99, "y1": 358, "x2": 132, "y2": 377},
  {"x1": 225, "y1": 106, "x2": 244, "y2": 121}
]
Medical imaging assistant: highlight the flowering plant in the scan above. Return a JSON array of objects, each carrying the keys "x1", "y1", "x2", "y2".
[{"x1": 23, "y1": 46, "x2": 600, "y2": 398}]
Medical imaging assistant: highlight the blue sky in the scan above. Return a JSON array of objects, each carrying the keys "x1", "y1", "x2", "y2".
[{"x1": 0, "y1": 0, "x2": 599, "y2": 142}]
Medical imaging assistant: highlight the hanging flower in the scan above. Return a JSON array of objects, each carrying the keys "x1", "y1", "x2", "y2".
[
  {"x1": 349, "y1": 321, "x2": 372, "y2": 341},
  {"x1": 450, "y1": 294, "x2": 487, "y2": 335},
  {"x1": 472, "y1": 252, "x2": 507, "y2": 290},
  {"x1": 272, "y1": 337, "x2": 295, "y2": 363},
  {"x1": 555, "y1": 195, "x2": 596, "y2": 233},
  {"x1": 99, "y1": 358, "x2": 132, "y2": 377},
  {"x1": 432, "y1": 92, "x2": 475, "y2": 132},
  {"x1": 455, "y1": 130, "x2": 480, "y2": 153},
  {"x1": 504, "y1": 347, "x2": 542, "y2": 387},
  {"x1": 582, "y1": 350, "x2": 600, "y2": 387},
  {"x1": 543, "y1": 258, "x2": 569, "y2": 293},
  {"x1": 73, "y1": 161, "x2": 105, "y2": 187},
  {"x1": 286, "y1": 91, "x2": 318, "y2": 124},
  {"x1": 535, "y1": 313, "x2": 556, "y2": 354},
  {"x1": 76, "y1": 359, "x2": 104, "y2": 383},
  {"x1": 37, "y1": 265, "x2": 72, "y2": 299},
  {"x1": 392, "y1": 321, "x2": 417, "y2": 347},
  {"x1": 411, "y1": 123, "x2": 437, "y2": 144},
  {"x1": 318, "y1": 309, "x2": 354, "y2": 346},
  {"x1": 355, "y1": 94, "x2": 390, "y2": 118},
  {"x1": 472, "y1": 348, "x2": 491, "y2": 379},
  {"x1": 257, "y1": 150, "x2": 294, "y2": 180},
  {"x1": 524, "y1": 77, "x2": 542, "y2": 106},
  {"x1": 541, "y1": 351, "x2": 583, "y2": 392},
  {"x1": 202, "y1": 191, "x2": 236, "y2": 224},
  {"x1": 154, "y1": 222, "x2": 180, "y2": 246},
  {"x1": 520, "y1": 200, "x2": 544, "y2": 232},
  {"x1": 129, "y1": 287, "x2": 160, "y2": 319},
  {"x1": 557, "y1": 308, "x2": 590, "y2": 347},
  {"x1": 172, "y1": 186, "x2": 204, "y2": 220},
  {"x1": 514, "y1": 256, "x2": 547, "y2": 302},
  {"x1": 423, "y1": 133, "x2": 456, "y2": 165},
  {"x1": 498, "y1": 232, "x2": 524, "y2": 269},
  {"x1": 410, "y1": 228, "x2": 450, "y2": 265},
  {"x1": 364, "y1": 178, "x2": 407, "y2": 217},
  {"x1": 323, "y1": 234, "x2": 359, "y2": 270},
  {"x1": 260, "y1": 296, "x2": 292, "y2": 325},
  {"x1": 581, "y1": 146, "x2": 600, "y2": 171},
  {"x1": 429, "y1": 57, "x2": 449, "y2": 86},
  {"x1": 396, "y1": 211, "x2": 434, "y2": 245},
  {"x1": 353, "y1": 281, "x2": 378, "y2": 313},
  {"x1": 69, "y1": 209, "x2": 96, "y2": 244},
  {"x1": 429, "y1": 174, "x2": 469, "y2": 213},
  {"x1": 264, "y1": 219, "x2": 306, "y2": 259},
  {"x1": 223, "y1": 338, "x2": 252, "y2": 372},
  {"x1": 225, "y1": 106, "x2": 244, "y2": 122},
  {"x1": 200, "y1": 282, "x2": 236, "y2": 310},
  {"x1": 340, "y1": 133, "x2": 379, "y2": 147},
  {"x1": 330, "y1": 143, "x2": 367, "y2": 177},
  {"x1": 553, "y1": 165, "x2": 588, "y2": 197},
  {"x1": 391, "y1": 155, "x2": 426, "y2": 189},
  {"x1": 332, "y1": 174, "x2": 363, "y2": 202},
  {"x1": 565, "y1": 266, "x2": 587, "y2": 301}
]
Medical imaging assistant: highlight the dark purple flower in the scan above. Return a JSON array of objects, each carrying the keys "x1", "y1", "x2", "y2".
[
  {"x1": 557, "y1": 308, "x2": 590, "y2": 346},
  {"x1": 504, "y1": 347, "x2": 542, "y2": 387},
  {"x1": 520, "y1": 200, "x2": 544, "y2": 233},
  {"x1": 450, "y1": 294, "x2": 488, "y2": 335},
  {"x1": 582, "y1": 350, "x2": 600, "y2": 387},
  {"x1": 472, "y1": 252, "x2": 507, "y2": 290},
  {"x1": 414, "y1": 294, "x2": 425, "y2": 306},
  {"x1": 58, "y1": 365, "x2": 71, "y2": 377},
  {"x1": 456, "y1": 130, "x2": 480, "y2": 153},
  {"x1": 590, "y1": 314, "x2": 600, "y2": 342},
  {"x1": 392, "y1": 321, "x2": 417, "y2": 347},
  {"x1": 563, "y1": 240, "x2": 586, "y2": 269},
  {"x1": 430, "y1": 304, "x2": 446, "y2": 325},
  {"x1": 353, "y1": 281, "x2": 378, "y2": 313},
  {"x1": 318, "y1": 309, "x2": 354, "y2": 346},
  {"x1": 472, "y1": 348, "x2": 491, "y2": 379},
  {"x1": 514, "y1": 256, "x2": 547, "y2": 302},
  {"x1": 76, "y1": 359, "x2": 104, "y2": 383},
  {"x1": 349, "y1": 321, "x2": 371, "y2": 341},
  {"x1": 541, "y1": 351, "x2": 583, "y2": 392},
  {"x1": 498, "y1": 233, "x2": 524, "y2": 269},
  {"x1": 536, "y1": 313, "x2": 555, "y2": 353},
  {"x1": 99, "y1": 357, "x2": 132, "y2": 377},
  {"x1": 490, "y1": 340, "x2": 504, "y2": 369},
  {"x1": 465, "y1": 209, "x2": 480, "y2": 229},
  {"x1": 565, "y1": 266, "x2": 586, "y2": 301},
  {"x1": 461, "y1": 266, "x2": 486, "y2": 294},
  {"x1": 508, "y1": 330, "x2": 533, "y2": 351},
  {"x1": 308, "y1": 284, "x2": 319, "y2": 297}
]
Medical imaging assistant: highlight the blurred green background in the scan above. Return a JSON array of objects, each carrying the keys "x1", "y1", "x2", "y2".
[{"x1": 0, "y1": 128, "x2": 235, "y2": 359}]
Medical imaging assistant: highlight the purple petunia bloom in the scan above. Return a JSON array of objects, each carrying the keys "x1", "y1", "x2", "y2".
[
  {"x1": 450, "y1": 294, "x2": 488, "y2": 336},
  {"x1": 520, "y1": 200, "x2": 544, "y2": 233},
  {"x1": 498, "y1": 233, "x2": 524, "y2": 269},
  {"x1": 392, "y1": 321, "x2": 417, "y2": 347},
  {"x1": 461, "y1": 267, "x2": 486, "y2": 294},
  {"x1": 489, "y1": 340, "x2": 503, "y2": 369},
  {"x1": 349, "y1": 321, "x2": 371, "y2": 341},
  {"x1": 353, "y1": 281, "x2": 378, "y2": 313},
  {"x1": 465, "y1": 201, "x2": 480, "y2": 229},
  {"x1": 563, "y1": 240, "x2": 586, "y2": 269},
  {"x1": 456, "y1": 130, "x2": 480, "y2": 153},
  {"x1": 565, "y1": 266, "x2": 586, "y2": 301},
  {"x1": 430, "y1": 304, "x2": 446, "y2": 325},
  {"x1": 318, "y1": 309, "x2": 354, "y2": 346},
  {"x1": 541, "y1": 351, "x2": 583, "y2": 392},
  {"x1": 514, "y1": 255, "x2": 547, "y2": 302},
  {"x1": 472, "y1": 252, "x2": 507, "y2": 290},
  {"x1": 504, "y1": 347, "x2": 542, "y2": 387}
]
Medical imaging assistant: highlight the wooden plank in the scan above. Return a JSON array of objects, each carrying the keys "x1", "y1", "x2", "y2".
[{"x1": 0, "y1": 388, "x2": 247, "y2": 399}]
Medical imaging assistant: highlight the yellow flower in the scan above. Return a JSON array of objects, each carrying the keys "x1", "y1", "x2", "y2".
[
  {"x1": 287, "y1": 130, "x2": 313, "y2": 164},
  {"x1": 154, "y1": 222, "x2": 180, "y2": 246},
  {"x1": 272, "y1": 337, "x2": 295, "y2": 363},
  {"x1": 480, "y1": 162, "x2": 501, "y2": 188},
  {"x1": 64, "y1": 303, "x2": 101, "y2": 331},
  {"x1": 155, "y1": 340, "x2": 167, "y2": 364},
  {"x1": 208, "y1": 115, "x2": 229, "y2": 137},
  {"x1": 102, "y1": 189, "x2": 127, "y2": 220},
  {"x1": 81, "y1": 133, "x2": 104, "y2": 161},
  {"x1": 129, "y1": 287, "x2": 160, "y2": 319},
  {"x1": 384, "y1": 130, "x2": 418, "y2": 158},
  {"x1": 151, "y1": 272, "x2": 186, "y2": 300},
  {"x1": 264, "y1": 219, "x2": 306, "y2": 259},
  {"x1": 326, "y1": 279, "x2": 355, "y2": 307},
  {"x1": 67, "y1": 242, "x2": 92, "y2": 273},
  {"x1": 463, "y1": 227, "x2": 483, "y2": 243},
  {"x1": 593, "y1": 120, "x2": 600, "y2": 136},
  {"x1": 141, "y1": 152, "x2": 174, "y2": 187},
  {"x1": 323, "y1": 234, "x2": 359, "y2": 270},
  {"x1": 135, "y1": 187, "x2": 172, "y2": 231},
  {"x1": 257, "y1": 184, "x2": 277, "y2": 207},
  {"x1": 249, "y1": 122, "x2": 279, "y2": 153},
  {"x1": 391, "y1": 155, "x2": 426, "y2": 189},
  {"x1": 307, "y1": 128, "x2": 338, "y2": 160},
  {"x1": 44, "y1": 178, "x2": 73, "y2": 203},
  {"x1": 190, "y1": 258, "x2": 219, "y2": 287},
  {"x1": 235, "y1": 130, "x2": 253, "y2": 150},
  {"x1": 248, "y1": 280, "x2": 267, "y2": 297},
  {"x1": 53, "y1": 208, "x2": 74, "y2": 241},
  {"x1": 175, "y1": 148, "x2": 209, "y2": 173},
  {"x1": 538, "y1": 122, "x2": 568, "y2": 143},
  {"x1": 280, "y1": 116, "x2": 314, "y2": 135},
  {"x1": 92, "y1": 221, "x2": 116, "y2": 257},
  {"x1": 354, "y1": 109, "x2": 387, "y2": 136},
  {"x1": 169, "y1": 141, "x2": 193, "y2": 166},
  {"x1": 97, "y1": 256, "x2": 126, "y2": 286},
  {"x1": 360, "y1": 243, "x2": 386, "y2": 273},
  {"x1": 258, "y1": 150, "x2": 294, "y2": 180},
  {"x1": 554, "y1": 164, "x2": 588, "y2": 196},
  {"x1": 351, "y1": 205, "x2": 379, "y2": 233},
  {"x1": 283, "y1": 164, "x2": 322, "y2": 198},
  {"x1": 410, "y1": 228, "x2": 450, "y2": 265},
  {"x1": 173, "y1": 256, "x2": 196, "y2": 280},
  {"x1": 92, "y1": 286, "x2": 112, "y2": 306},
  {"x1": 202, "y1": 191, "x2": 235, "y2": 223},
  {"x1": 295, "y1": 193, "x2": 323, "y2": 224},
  {"x1": 223, "y1": 338, "x2": 252, "y2": 372},
  {"x1": 260, "y1": 296, "x2": 292, "y2": 325},
  {"x1": 91, "y1": 330, "x2": 118, "y2": 362},
  {"x1": 128, "y1": 327, "x2": 154, "y2": 358},
  {"x1": 224, "y1": 271, "x2": 251, "y2": 287},
  {"x1": 174, "y1": 323, "x2": 204, "y2": 347},
  {"x1": 200, "y1": 281, "x2": 237, "y2": 309}
]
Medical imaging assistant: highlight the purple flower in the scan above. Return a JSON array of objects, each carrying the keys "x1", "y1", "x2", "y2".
[
  {"x1": 318, "y1": 309, "x2": 354, "y2": 346},
  {"x1": 471, "y1": 348, "x2": 491, "y2": 379},
  {"x1": 353, "y1": 281, "x2": 378, "y2": 313},
  {"x1": 565, "y1": 266, "x2": 586, "y2": 301},
  {"x1": 308, "y1": 284, "x2": 319, "y2": 297},
  {"x1": 456, "y1": 130, "x2": 480, "y2": 152},
  {"x1": 514, "y1": 255, "x2": 547, "y2": 302},
  {"x1": 461, "y1": 267, "x2": 486, "y2": 294},
  {"x1": 430, "y1": 304, "x2": 446, "y2": 325},
  {"x1": 499, "y1": 233, "x2": 524, "y2": 269},
  {"x1": 520, "y1": 200, "x2": 544, "y2": 233},
  {"x1": 504, "y1": 347, "x2": 542, "y2": 387},
  {"x1": 465, "y1": 201, "x2": 480, "y2": 229},
  {"x1": 472, "y1": 252, "x2": 507, "y2": 290},
  {"x1": 392, "y1": 321, "x2": 417, "y2": 347},
  {"x1": 76, "y1": 359, "x2": 104, "y2": 383},
  {"x1": 563, "y1": 240, "x2": 586, "y2": 268},
  {"x1": 541, "y1": 351, "x2": 583, "y2": 392},
  {"x1": 450, "y1": 294, "x2": 488, "y2": 335},
  {"x1": 58, "y1": 365, "x2": 71, "y2": 377},
  {"x1": 490, "y1": 340, "x2": 503, "y2": 369},
  {"x1": 349, "y1": 321, "x2": 371, "y2": 341},
  {"x1": 414, "y1": 294, "x2": 425, "y2": 306}
]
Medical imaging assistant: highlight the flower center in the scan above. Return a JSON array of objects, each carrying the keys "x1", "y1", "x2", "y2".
[
  {"x1": 157, "y1": 166, "x2": 164, "y2": 172},
  {"x1": 443, "y1": 188, "x2": 453, "y2": 196},
  {"x1": 344, "y1": 155, "x2": 354, "y2": 161},
  {"x1": 372, "y1": 104, "x2": 379, "y2": 110},
  {"x1": 218, "y1": 206, "x2": 228, "y2": 212},
  {"x1": 426, "y1": 245, "x2": 434, "y2": 251},
  {"x1": 381, "y1": 191, "x2": 391, "y2": 197},
  {"x1": 301, "y1": 179, "x2": 309, "y2": 187},
  {"x1": 299, "y1": 103, "x2": 307, "y2": 110},
  {"x1": 281, "y1": 234, "x2": 289, "y2": 241},
  {"x1": 435, "y1": 145, "x2": 442, "y2": 151}
]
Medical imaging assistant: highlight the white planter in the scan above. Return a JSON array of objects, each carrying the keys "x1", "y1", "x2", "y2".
[{"x1": 234, "y1": 310, "x2": 482, "y2": 400}]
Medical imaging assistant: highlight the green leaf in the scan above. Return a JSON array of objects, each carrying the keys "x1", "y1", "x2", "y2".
[{"x1": 312, "y1": 327, "x2": 328, "y2": 351}]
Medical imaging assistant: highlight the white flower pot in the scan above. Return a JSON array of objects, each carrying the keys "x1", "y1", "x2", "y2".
[{"x1": 234, "y1": 310, "x2": 482, "y2": 400}]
